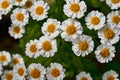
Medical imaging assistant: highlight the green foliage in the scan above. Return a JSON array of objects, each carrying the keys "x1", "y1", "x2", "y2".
[{"x1": 114, "y1": 40, "x2": 120, "y2": 52}]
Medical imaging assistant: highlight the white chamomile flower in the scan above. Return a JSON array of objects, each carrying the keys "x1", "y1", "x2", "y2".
[
  {"x1": 13, "y1": 0, "x2": 27, "y2": 6},
  {"x1": 38, "y1": 35, "x2": 57, "y2": 57},
  {"x1": 46, "y1": 62, "x2": 65, "y2": 80},
  {"x1": 30, "y1": 0, "x2": 50, "y2": 21},
  {"x1": 41, "y1": 18, "x2": 61, "y2": 38},
  {"x1": 95, "y1": 44, "x2": 116, "y2": 63},
  {"x1": 1, "y1": 70, "x2": 15, "y2": 80},
  {"x1": 25, "y1": 39, "x2": 40, "y2": 58},
  {"x1": 8, "y1": 24, "x2": 25, "y2": 39},
  {"x1": 102, "y1": 70, "x2": 119, "y2": 80},
  {"x1": 61, "y1": 18, "x2": 83, "y2": 42},
  {"x1": 106, "y1": 0, "x2": 120, "y2": 9},
  {"x1": 85, "y1": 11, "x2": 105, "y2": 30},
  {"x1": 72, "y1": 34, "x2": 94, "y2": 57},
  {"x1": 63, "y1": 0, "x2": 87, "y2": 19},
  {"x1": 13, "y1": 64, "x2": 26, "y2": 80},
  {"x1": 98, "y1": 24, "x2": 120, "y2": 45},
  {"x1": 0, "y1": 0, "x2": 13, "y2": 15},
  {"x1": 0, "y1": 51, "x2": 11, "y2": 66},
  {"x1": 23, "y1": 0, "x2": 36, "y2": 11},
  {"x1": 0, "y1": 65, "x2": 3, "y2": 75},
  {"x1": 76, "y1": 71, "x2": 93, "y2": 80},
  {"x1": 107, "y1": 11, "x2": 120, "y2": 28},
  {"x1": 11, "y1": 54, "x2": 24, "y2": 66},
  {"x1": 27, "y1": 63, "x2": 46, "y2": 80},
  {"x1": 11, "y1": 8, "x2": 29, "y2": 26}
]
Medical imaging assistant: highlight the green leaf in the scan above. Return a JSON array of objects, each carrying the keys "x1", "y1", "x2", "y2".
[
  {"x1": 19, "y1": 19, "x2": 43, "y2": 50},
  {"x1": 102, "y1": 61, "x2": 120, "y2": 75},
  {"x1": 81, "y1": 58, "x2": 99, "y2": 79},
  {"x1": 85, "y1": 0, "x2": 101, "y2": 8}
]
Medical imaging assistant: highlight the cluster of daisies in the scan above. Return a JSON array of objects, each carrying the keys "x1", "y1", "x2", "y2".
[
  {"x1": 63, "y1": 0, "x2": 120, "y2": 64},
  {"x1": 0, "y1": 0, "x2": 120, "y2": 79},
  {"x1": 0, "y1": 0, "x2": 119, "y2": 63},
  {"x1": 0, "y1": 51, "x2": 66, "y2": 80},
  {"x1": 23, "y1": 0, "x2": 120, "y2": 64},
  {"x1": 0, "y1": 0, "x2": 50, "y2": 39},
  {"x1": 0, "y1": 51, "x2": 119, "y2": 80}
]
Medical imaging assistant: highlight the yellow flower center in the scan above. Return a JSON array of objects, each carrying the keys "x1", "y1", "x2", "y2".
[
  {"x1": 70, "y1": 3, "x2": 80, "y2": 13},
  {"x1": 35, "y1": 6, "x2": 44, "y2": 15},
  {"x1": 5, "y1": 73, "x2": 13, "y2": 80},
  {"x1": 81, "y1": 77, "x2": 88, "y2": 80},
  {"x1": 100, "y1": 48, "x2": 110, "y2": 58},
  {"x1": 13, "y1": 26, "x2": 20, "y2": 34},
  {"x1": 107, "y1": 75, "x2": 115, "y2": 80},
  {"x1": 24, "y1": 0, "x2": 33, "y2": 8},
  {"x1": 47, "y1": 24, "x2": 56, "y2": 33},
  {"x1": 90, "y1": 16, "x2": 100, "y2": 25},
  {"x1": 13, "y1": 58, "x2": 20, "y2": 65},
  {"x1": 18, "y1": 67, "x2": 24, "y2": 76},
  {"x1": 66, "y1": 25, "x2": 76, "y2": 35},
  {"x1": 30, "y1": 44, "x2": 37, "y2": 53},
  {"x1": 0, "y1": 55, "x2": 7, "y2": 62},
  {"x1": 1, "y1": 0, "x2": 9, "y2": 9},
  {"x1": 30, "y1": 68, "x2": 41, "y2": 78},
  {"x1": 112, "y1": 15, "x2": 120, "y2": 24},
  {"x1": 111, "y1": 0, "x2": 120, "y2": 4},
  {"x1": 78, "y1": 41, "x2": 88, "y2": 51},
  {"x1": 50, "y1": 68, "x2": 60, "y2": 77},
  {"x1": 42, "y1": 41, "x2": 52, "y2": 51},
  {"x1": 104, "y1": 28, "x2": 114, "y2": 39},
  {"x1": 16, "y1": 13, "x2": 24, "y2": 21},
  {"x1": 16, "y1": 0, "x2": 22, "y2": 2}
]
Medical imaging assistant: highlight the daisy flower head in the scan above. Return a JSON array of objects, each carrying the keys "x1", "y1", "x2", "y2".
[
  {"x1": 106, "y1": 0, "x2": 120, "y2": 9},
  {"x1": 102, "y1": 70, "x2": 119, "y2": 80},
  {"x1": 0, "y1": 0, "x2": 13, "y2": 15},
  {"x1": 61, "y1": 18, "x2": 83, "y2": 42},
  {"x1": 98, "y1": 24, "x2": 120, "y2": 45},
  {"x1": 27, "y1": 63, "x2": 46, "y2": 80},
  {"x1": 107, "y1": 11, "x2": 120, "y2": 28},
  {"x1": 30, "y1": 0, "x2": 50, "y2": 21},
  {"x1": 85, "y1": 11, "x2": 106, "y2": 30},
  {"x1": 13, "y1": 64, "x2": 26, "y2": 80},
  {"x1": 95, "y1": 43, "x2": 116, "y2": 63},
  {"x1": 8, "y1": 24, "x2": 25, "y2": 39},
  {"x1": 0, "y1": 65, "x2": 3, "y2": 75},
  {"x1": 1, "y1": 70, "x2": 15, "y2": 80},
  {"x1": 13, "y1": 0, "x2": 27, "y2": 6},
  {"x1": 72, "y1": 34, "x2": 94, "y2": 57},
  {"x1": 23, "y1": 0, "x2": 36, "y2": 11},
  {"x1": 76, "y1": 71, "x2": 93, "y2": 80},
  {"x1": 25, "y1": 39, "x2": 40, "y2": 58},
  {"x1": 11, "y1": 8, "x2": 29, "y2": 26},
  {"x1": 41, "y1": 18, "x2": 61, "y2": 39},
  {"x1": 63, "y1": 0, "x2": 87, "y2": 19},
  {"x1": 0, "y1": 51, "x2": 11, "y2": 66},
  {"x1": 46, "y1": 62, "x2": 65, "y2": 80},
  {"x1": 38, "y1": 35, "x2": 57, "y2": 57},
  {"x1": 11, "y1": 54, "x2": 24, "y2": 66}
]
